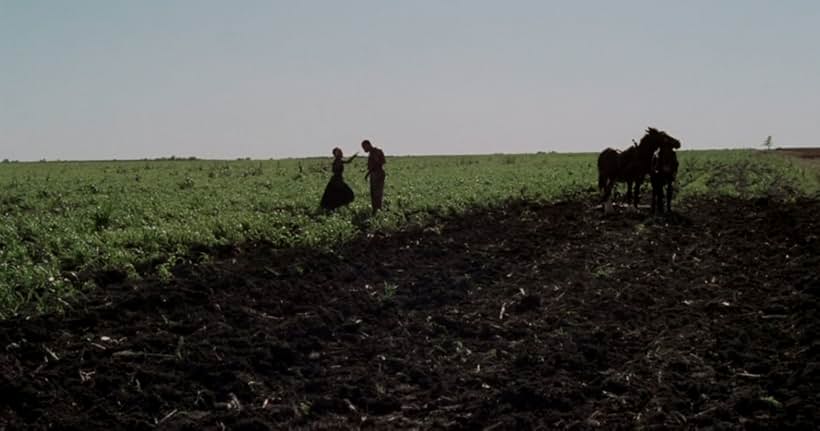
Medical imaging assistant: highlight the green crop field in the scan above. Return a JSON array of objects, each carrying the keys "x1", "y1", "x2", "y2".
[{"x1": 0, "y1": 150, "x2": 817, "y2": 318}]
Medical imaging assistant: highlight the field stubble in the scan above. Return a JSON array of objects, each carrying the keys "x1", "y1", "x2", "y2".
[
  {"x1": 0, "y1": 149, "x2": 818, "y2": 429},
  {"x1": 0, "y1": 193, "x2": 818, "y2": 429}
]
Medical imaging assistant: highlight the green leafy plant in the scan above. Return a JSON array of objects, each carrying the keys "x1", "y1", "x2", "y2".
[{"x1": 0, "y1": 150, "x2": 817, "y2": 316}]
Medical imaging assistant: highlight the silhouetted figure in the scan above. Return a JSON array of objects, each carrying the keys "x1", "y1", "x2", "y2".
[
  {"x1": 361, "y1": 139, "x2": 386, "y2": 214},
  {"x1": 320, "y1": 148, "x2": 357, "y2": 211},
  {"x1": 650, "y1": 141, "x2": 680, "y2": 215},
  {"x1": 597, "y1": 127, "x2": 681, "y2": 213}
]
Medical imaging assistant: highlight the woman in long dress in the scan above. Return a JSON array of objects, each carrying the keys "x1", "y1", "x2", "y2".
[{"x1": 320, "y1": 148, "x2": 357, "y2": 210}]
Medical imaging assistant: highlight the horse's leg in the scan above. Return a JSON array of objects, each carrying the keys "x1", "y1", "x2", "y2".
[
  {"x1": 625, "y1": 181, "x2": 633, "y2": 206},
  {"x1": 666, "y1": 180, "x2": 673, "y2": 213},
  {"x1": 634, "y1": 179, "x2": 642, "y2": 209},
  {"x1": 650, "y1": 179, "x2": 657, "y2": 215},
  {"x1": 656, "y1": 181, "x2": 664, "y2": 214},
  {"x1": 603, "y1": 179, "x2": 614, "y2": 214}
]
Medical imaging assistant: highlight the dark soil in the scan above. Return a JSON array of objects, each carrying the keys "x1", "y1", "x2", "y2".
[
  {"x1": 777, "y1": 147, "x2": 820, "y2": 160},
  {"x1": 2, "y1": 197, "x2": 819, "y2": 430}
]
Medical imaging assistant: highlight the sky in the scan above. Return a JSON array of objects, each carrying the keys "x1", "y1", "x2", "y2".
[{"x1": 1, "y1": 0, "x2": 819, "y2": 161}]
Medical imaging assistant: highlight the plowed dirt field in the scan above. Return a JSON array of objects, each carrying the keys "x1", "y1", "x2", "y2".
[{"x1": 2, "y1": 197, "x2": 818, "y2": 430}]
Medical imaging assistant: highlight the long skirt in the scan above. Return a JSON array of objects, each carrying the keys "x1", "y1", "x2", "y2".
[{"x1": 320, "y1": 176, "x2": 354, "y2": 210}]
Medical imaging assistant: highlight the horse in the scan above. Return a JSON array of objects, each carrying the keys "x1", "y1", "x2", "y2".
[
  {"x1": 597, "y1": 127, "x2": 681, "y2": 213},
  {"x1": 650, "y1": 140, "x2": 680, "y2": 215}
]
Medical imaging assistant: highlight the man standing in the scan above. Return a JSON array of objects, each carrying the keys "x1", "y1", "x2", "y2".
[{"x1": 361, "y1": 139, "x2": 385, "y2": 214}]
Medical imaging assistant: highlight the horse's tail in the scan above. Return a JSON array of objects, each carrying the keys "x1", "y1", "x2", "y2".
[{"x1": 597, "y1": 148, "x2": 615, "y2": 192}]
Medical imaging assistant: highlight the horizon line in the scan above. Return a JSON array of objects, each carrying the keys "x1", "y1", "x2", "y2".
[{"x1": 1, "y1": 146, "x2": 808, "y2": 164}]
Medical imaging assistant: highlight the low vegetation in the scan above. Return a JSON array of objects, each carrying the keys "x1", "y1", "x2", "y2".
[{"x1": 0, "y1": 150, "x2": 817, "y2": 317}]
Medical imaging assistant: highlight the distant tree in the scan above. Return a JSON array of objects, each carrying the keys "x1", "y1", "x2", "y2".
[
  {"x1": 1, "y1": 159, "x2": 9, "y2": 163},
  {"x1": 762, "y1": 135, "x2": 774, "y2": 151}
]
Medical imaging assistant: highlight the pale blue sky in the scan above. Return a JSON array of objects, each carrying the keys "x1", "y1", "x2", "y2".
[{"x1": 1, "y1": 1, "x2": 818, "y2": 160}]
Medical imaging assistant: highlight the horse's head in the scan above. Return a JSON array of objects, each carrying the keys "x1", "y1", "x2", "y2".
[{"x1": 640, "y1": 128, "x2": 681, "y2": 156}]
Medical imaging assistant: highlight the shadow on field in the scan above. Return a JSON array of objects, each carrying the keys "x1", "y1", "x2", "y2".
[{"x1": 1, "y1": 196, "x2": 819, "y2": 430}]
